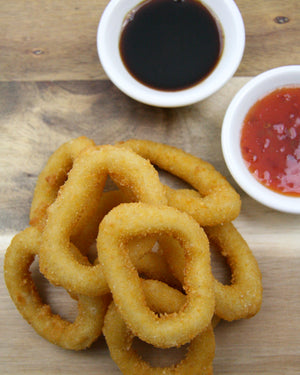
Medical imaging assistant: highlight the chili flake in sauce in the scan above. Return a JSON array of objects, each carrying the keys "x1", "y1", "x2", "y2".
[{"x1": 240, "y1": 87, "x2": 300, "y2": 197}]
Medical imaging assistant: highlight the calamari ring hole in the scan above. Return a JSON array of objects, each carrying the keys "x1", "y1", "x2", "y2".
[
  {"x1": 156, "y1": 166, "x2": 195, "y2": 190},
  {"x1": 45, "y1": 170, "x2": 69, "y2": 190},
  {"x1": 45, "y1": 165, "x2": 116, "y2": 202},
  {"x1": 103, "y1": 175, "x2": 119, "y2": 191},
  {"x1": 127, "y1": 236, "x2": 161, "y2": 256},
  {"x1": 30, "y1": 256, "x2": 78, "y2": 322},
  {"x1": 70, "y1": 178, "x2": 126, "y2": 263},
  {"x1": 119, "y1": 234, "x2": 184, "y2": 293},
  {"x1": 164, "y1": 237, "x2": 231, "y2": 286},
  {"x1": 44, "y1": 163, "x2": 72, "y2": 196},
  {"x1": 132, "y1": 337, "x2": 189, "y2": 367},
  {"x1": 83, "y1": 241, "x2": 99, "y2": 264},
  {"x1": 73, "y1": 178, "x2": 120, "y2": 261},
  {"x1": 209, "y1": 242, "x2": 231, "y2": 285}
]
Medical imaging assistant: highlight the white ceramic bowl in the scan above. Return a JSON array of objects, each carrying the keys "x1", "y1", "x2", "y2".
[
  {"x1": 97, "y1": 0, "x2": 245, "y2": 107},
  {"x1": 222, "y1": 65, "x2": 300, "y2": 214}
]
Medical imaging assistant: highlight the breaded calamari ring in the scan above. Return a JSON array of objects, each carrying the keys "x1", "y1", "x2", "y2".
[
  {"x1": 103, "y1": 279, "x2": 215, "y2": 375},
  {"x1": 28, "y1": 136, "x2": 107, "y2": 254},
  {"x1": 95, "y1": 191, "x2": 176, "y2": 276},
  {"x1": 39, "y1": 145, "x2": 167, "y2": 297},
  {"x1": 28, "y1": 138, "x2": 143, "y2": 260},
  {"x1": 4, "y1": 227, "x2": 109, "y2": 351},
  {"x1": 30, "y1": 136, "x2": 95, "y2": 231},
  {"x1": 97, "y1": 202, "x2": 215, "y2": 348},
  {"x1": 160, "y1": 221, "x2": 263, "y2": 321},
  {"x1": 80, "y1": 188, "x2": 180, "y2": 288},
  {"x1": 117, "y1": 139, "x2": 241, "y2": 226}
]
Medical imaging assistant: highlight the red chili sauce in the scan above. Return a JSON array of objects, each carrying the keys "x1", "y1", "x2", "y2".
[{"x1": 240, "y1": 87, "x2": 300, "y2": 197}]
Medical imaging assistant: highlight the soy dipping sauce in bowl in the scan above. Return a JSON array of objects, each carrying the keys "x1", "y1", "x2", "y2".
[
  {"x1": 119, "y1": 0, "x2": 223, "y2": 91},
  {"x1": 97, "y1": 0, "x2": 245, "y2": 107}
]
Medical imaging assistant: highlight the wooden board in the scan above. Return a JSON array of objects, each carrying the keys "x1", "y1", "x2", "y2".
[
  {"x1": 0, "y1": 0, "x2": 299, "y2": 81},
  {"x1": 0, "y1": 1, "x2": 300, "y2": 374}
]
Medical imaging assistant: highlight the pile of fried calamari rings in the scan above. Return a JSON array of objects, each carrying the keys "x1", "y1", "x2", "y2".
[{"x1": 4, "y1": 137, "x2": 263, "y2": 374}]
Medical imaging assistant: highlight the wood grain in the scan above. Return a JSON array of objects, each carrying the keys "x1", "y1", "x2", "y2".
[
  {"x1": 0, "y1": 0, "x2": 300, "y2": 374},
  {"x1": 0, "y1": 0, "x2": 299, "y2": 81},
  {"x1": 237, "y1": 0, "x2": 300, "y2": 74}
]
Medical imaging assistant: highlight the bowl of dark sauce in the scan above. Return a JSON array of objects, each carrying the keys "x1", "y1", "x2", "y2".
[
  {"x1": 119, "y1": 0, "x2": 222, "y2": 91},
  {"x1": 97, "y1": 0, "x2": 245, "y2": 107}
]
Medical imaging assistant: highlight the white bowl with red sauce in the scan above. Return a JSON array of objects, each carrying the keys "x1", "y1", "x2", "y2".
[
  {"x1": 97, "y1": 0, "x2": 245, "y2": 107},
  {"x1": 222, "y1": 65, "x2": 300, "y2": 214}
]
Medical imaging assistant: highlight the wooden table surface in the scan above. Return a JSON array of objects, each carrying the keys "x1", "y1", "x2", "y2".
[{"x1": 0, "y1": 0, "x2": 299, "y2": 374}]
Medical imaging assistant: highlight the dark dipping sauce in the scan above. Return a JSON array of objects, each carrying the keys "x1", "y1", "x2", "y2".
[{"x1": 119, "y1": 0, "x2": 223, "y2": 91}]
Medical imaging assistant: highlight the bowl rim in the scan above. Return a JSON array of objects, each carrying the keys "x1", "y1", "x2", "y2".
[
  {"x1": 97, "y1": 0, "x2": 245, "y2": 107},
  {"x1": 221, "y1": 65, "x2": 300, "y2": 214}
]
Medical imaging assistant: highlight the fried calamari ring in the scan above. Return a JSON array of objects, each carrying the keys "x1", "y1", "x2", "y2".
[
  {"x1": 103, "y1": 279, "x2": 215, "y2": 375},
  {"x1": 92, "y1": 191, "x2": 171, "y2": 279},
  {"x1": 28, "y1": 136, "x2": 104, "y2": 255},
  {"x1": 117, "y1": 139, "x2": 241, "y2": 226},
  {"x1": 206, "y1": 223, "x2": 263, "y2": 321},
  {"x1": 39, "y1": 145, "x2": 167, "y2": 297},
  {"x1": 160, "y1": 221, "x2": 263, "y2": 321},
  {"x1": 97, "y1": 202, "x2": 215, "y2": 348},
  {"x1": 4, "y1": 227, "x2": 108, "y2": 351},
  {"x1": 30, "y1": 136, "x2": 95, "y2": 231},
  {"x1": 81, "y1": 189, "x2": 179, "y2": 288}
]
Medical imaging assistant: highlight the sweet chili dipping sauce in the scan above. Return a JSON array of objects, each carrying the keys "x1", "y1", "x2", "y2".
[
  {"x1": 119, "y1": 0, "x2": 223, "y2": 91},
  {"x1": 240, "y1": 87, "x2": 300, "y2": 197}
]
